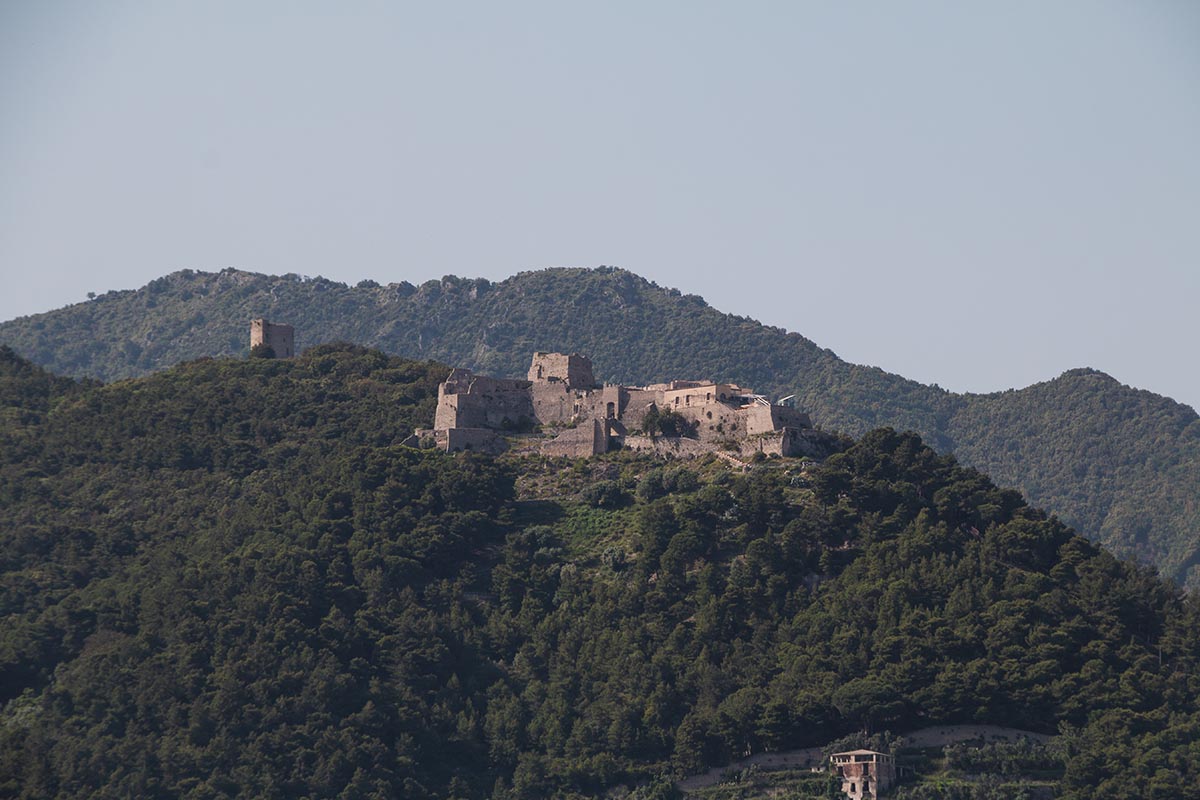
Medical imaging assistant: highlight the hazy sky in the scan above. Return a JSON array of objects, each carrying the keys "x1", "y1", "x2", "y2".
[{"x1": 2, "y1": 1, "x2": 1198, "y2": 410}]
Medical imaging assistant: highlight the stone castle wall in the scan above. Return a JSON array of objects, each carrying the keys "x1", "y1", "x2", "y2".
[
  {"x1": 435, "y1": 369, "x2": 534, "y2": 430},
  {"x1": 620, "y1": 434, "x2": 714, "y2": 458},
  {"x1": 663, "y1": 382, "x2": 743, "y2": 409},
  {"x1": 529, "y1": 381, "x2": 579, "y2": 426},
  {"x1": 444, "y1": 427, "x2": 507, "y2": 455},
  {"x1": 542, "y1": 419, "x2": 610, "y2": 458},
  {"x1": 405, "y1": 427, "x2": 508, "y2": 455},
  {"x1": 620, "y1": 388, "x2": 664, "y2": 430},
  {"x1": 743, "y1": 404, "x2": 812, "y2": 435}
]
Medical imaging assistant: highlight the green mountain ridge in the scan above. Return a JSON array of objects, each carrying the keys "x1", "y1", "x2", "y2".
[
  {"x1": 2, "y1": 346, "x2": 1198, "y2": 799},
  {"x1": 2, "y1": 267, "x2": 1198, "y2": 589}
]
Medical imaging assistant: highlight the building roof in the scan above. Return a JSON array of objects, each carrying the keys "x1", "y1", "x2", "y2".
[{"x1": 831, "y1": 749, "x2": 890, "y2": 757}]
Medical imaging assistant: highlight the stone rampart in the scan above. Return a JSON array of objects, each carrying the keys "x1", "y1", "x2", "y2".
[
  {"x1": 620, "y1": 435, "x2": 714, "y2": 458},
  {"x1": 402, "y1": 427, "x2": 506, "y2": 454},
  {"x1": 542, "y1": 420, "x2": 609, "y2": 458},
  {"x1": 444, "y1": 427, "x2": 507, "y2": 454},
  {"x1": 530, "y1": 381, "x2": 578, "y2": 426},
  {"x1": 436, "y1": 370, "x2": 534, "y2": 429},
  {"x1": 619, "y1": 388, "x2": 666, "y2": 430}
]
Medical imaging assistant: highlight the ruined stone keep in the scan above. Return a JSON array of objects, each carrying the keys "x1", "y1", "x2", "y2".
[
  {"x1": 411, "y1": 351, "x2": 827, "y2": 459},
  {"x1": 250, "y1": 319, "x2": 295, "y2": 358}
]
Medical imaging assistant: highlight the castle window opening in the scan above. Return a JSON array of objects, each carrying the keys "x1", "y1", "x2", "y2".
[{"x1": 606, "y1": 402, "x2": 615, "y2": 418}]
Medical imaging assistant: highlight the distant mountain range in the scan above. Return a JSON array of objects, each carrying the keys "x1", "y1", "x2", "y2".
[{"x1": 2, "y1": 266, "x2": 1198, "y2": 588}]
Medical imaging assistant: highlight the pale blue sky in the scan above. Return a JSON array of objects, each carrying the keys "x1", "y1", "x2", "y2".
[{"x1": 2, "y1": 1, "x2": 1198, "y2": 409}]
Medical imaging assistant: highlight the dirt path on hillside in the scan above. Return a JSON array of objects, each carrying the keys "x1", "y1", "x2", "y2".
[
  {"x1": 901, "y1": 724, "x2": 1050, "y2": 749},
  {"x1": 677, "y1": 745, "x2": 827, "y2": 793},
  {"x1": 677, "y1": 724, "x2": 1050, "y2": 793}
]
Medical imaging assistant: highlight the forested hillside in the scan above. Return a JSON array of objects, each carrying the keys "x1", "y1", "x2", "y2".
[
  {"x1": 1, "y1": 267, "x2": 1198, "y2": 589},
  {"x1": 1, "y1": 346, "x2": 1198, "y2": 799}
]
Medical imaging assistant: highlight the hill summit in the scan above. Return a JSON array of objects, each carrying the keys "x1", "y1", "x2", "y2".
[
  {"x1": 1, "y1": 345, "x2": 1198, "y2": 798},
  {"x1": 1, "y1": 266, "x2": 1198, "y2": 588}
]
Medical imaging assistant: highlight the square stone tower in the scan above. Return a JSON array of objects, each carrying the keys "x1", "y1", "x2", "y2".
[
  {"x1": 250, "y1": 319, "x2": 295, "y2": 358},
  {"x1": 831, "y1": 750, "x2": 896, "y2": 799},
  {"x1": 527, "y1": 352, "x2": 595, "y2": 390}
]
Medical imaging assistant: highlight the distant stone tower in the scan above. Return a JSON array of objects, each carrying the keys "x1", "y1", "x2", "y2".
[
  {"x1": 831, "y1": 750, "x2": 896, "y2": 799},
  {"x1": 249, "y1": 319, "x2": 295, "y2": 358},
  {"x1": 527, "y1": 352, "x2": 595, "y2": 390}
]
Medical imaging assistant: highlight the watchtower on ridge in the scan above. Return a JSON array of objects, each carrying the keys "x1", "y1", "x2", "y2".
[{"x1": 250, "y1": 319, "x2": 295, "y2": 358}]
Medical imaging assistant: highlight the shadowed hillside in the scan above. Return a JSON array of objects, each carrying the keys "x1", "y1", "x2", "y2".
[
  {"x1": 1, "y1": 346, "x2": 1198, "y2": 798},
  {"x1": 2, "y1": 266, "x2": 1198, "y2": 588}
]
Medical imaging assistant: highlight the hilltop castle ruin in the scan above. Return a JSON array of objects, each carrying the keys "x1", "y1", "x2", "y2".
[
  {"x1": 250, "y1": 319, "x2": 295, "y2": 358},
  {"x1": 409, "y1": 351, "x2": 827, "y2": 459}
]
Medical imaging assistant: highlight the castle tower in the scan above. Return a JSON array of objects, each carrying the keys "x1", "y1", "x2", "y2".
[
  {"x1": 250, "y1": 319, "x2": 295, "y2": 358},
  {"x1": 527, "y1": 352, "x2": 595, "y2": 390}
]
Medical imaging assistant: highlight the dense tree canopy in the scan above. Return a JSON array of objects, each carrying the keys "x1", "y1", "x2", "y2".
[
  {"x1": 2, "y1": 267, "x2": 1197, "y2": 589},
  {"x1": 1, "y1": 346, "x2": 1197, "y2": 798}
]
